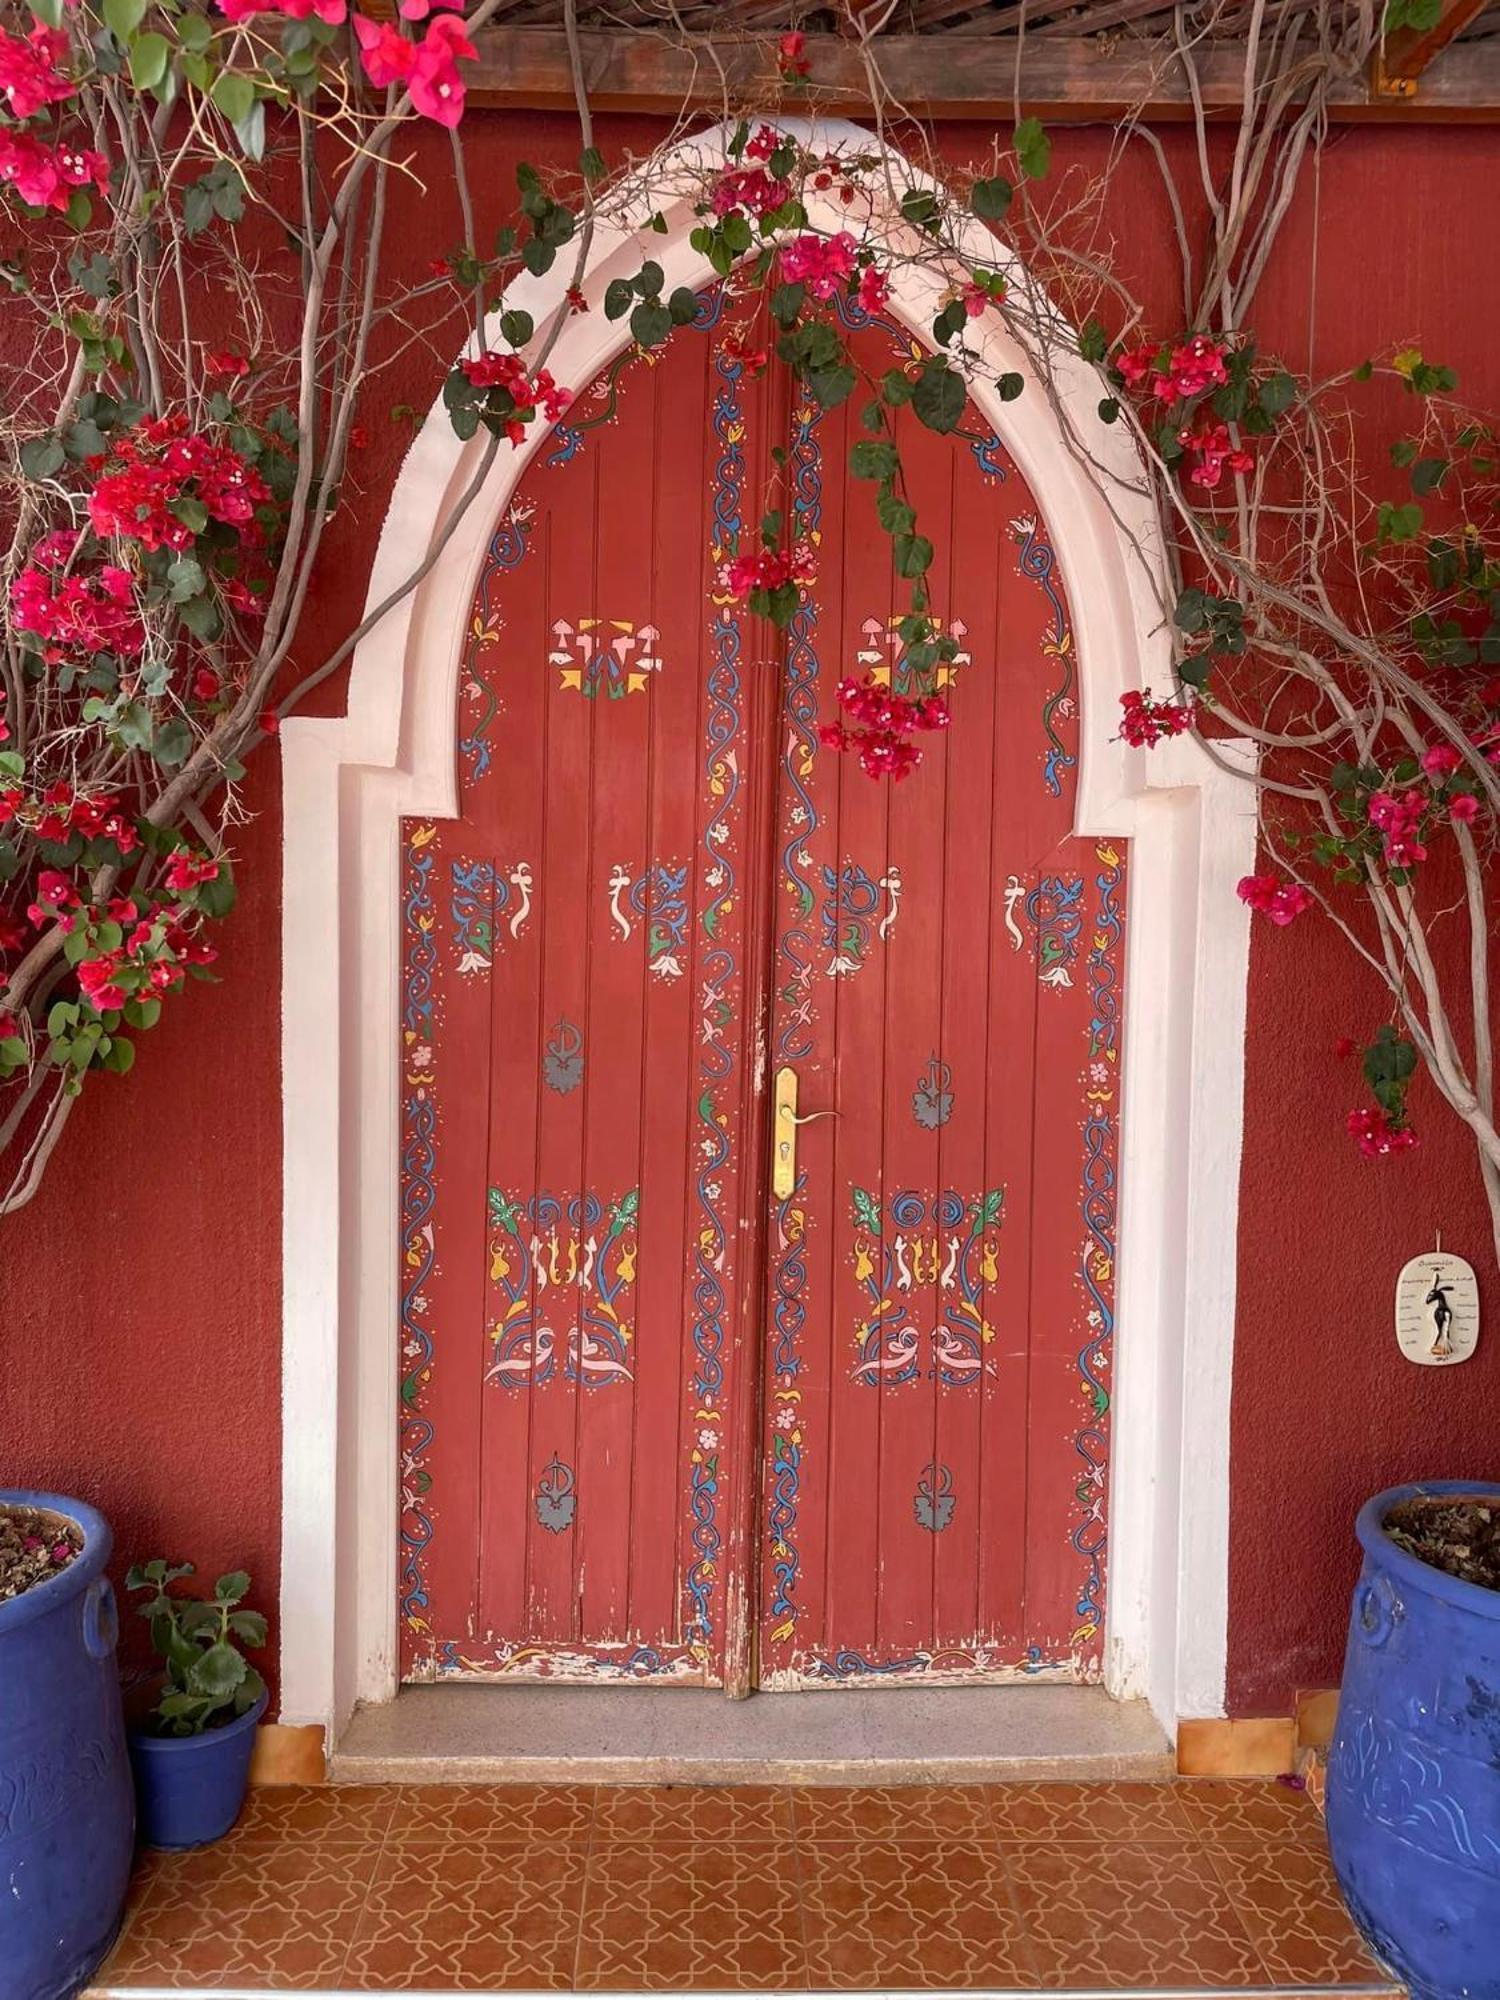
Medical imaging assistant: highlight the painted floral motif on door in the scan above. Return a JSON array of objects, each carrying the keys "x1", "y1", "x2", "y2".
[{"x1": 397, "y1": 286, "x2": 1126, "y2": 1693}]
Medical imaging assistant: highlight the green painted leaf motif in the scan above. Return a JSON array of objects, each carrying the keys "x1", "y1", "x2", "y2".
[
  {"x1": 851, "y1": 1185, "x2": 882, "y2": 1236},
  {"x1": 487, "y1": 1187, "x2": 523, "y2": 1233},
  {"x1": 973, "y1": 1188, "x2": 1004, "y2": 1230}
]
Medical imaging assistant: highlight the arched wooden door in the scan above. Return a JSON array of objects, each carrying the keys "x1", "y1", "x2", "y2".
[{"x1": 398, "y1": 290, "x2": 1125, "y2": 1689}]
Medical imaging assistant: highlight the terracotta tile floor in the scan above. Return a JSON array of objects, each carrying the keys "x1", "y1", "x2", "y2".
[{"x1": 89, "y1": 1779, "x2": 1404, "y2": 1994}]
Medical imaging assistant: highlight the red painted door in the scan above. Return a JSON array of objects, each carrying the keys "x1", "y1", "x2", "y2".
[
  {"x1": 757, "y1": 306, "x2": 1124, "y2": 1687},
  {"x1": 398, "y1": 292, "x2": 1125, "y2": 1688}
]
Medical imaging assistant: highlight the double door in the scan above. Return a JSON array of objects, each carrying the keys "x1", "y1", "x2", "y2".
[{"x1": 397, "y1": 289, "x2": 1125, "y2": 1689}]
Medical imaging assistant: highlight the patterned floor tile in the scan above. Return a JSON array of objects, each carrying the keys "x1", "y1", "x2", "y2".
[
  {"x1": 384, "y1": 1782, "x2": 596, "y2": 1844},
  {"x1": 343, "y1": 1837, "x2": 588, "y2": 1989},
  {"x1": 221, "y1": 1781, "x2": 400, "y2": 1846},
  {"x1": 592, "y1": 1782, "x2": 793, "y2": 1842},
  {"x1": 791, "y1": 1783, "x2": 997, "y2": 1842},
  {"x1": 100, "y1": 1841, "x2": 371, "y2": 1987},
  {"x1": 1006, "y1": 1838, "x2": 1268, "y2": 1986},
  {"x1": 1177, "y1": 1776, "x2": 1328, "y2": 1844},
  {"x1": 985, "y1": 1780, "x2": 1198, "y2": 1842},
  {"x1": 1208, "y1": 1837, "x2": 1388, "y2": 1984},
  {"x1": 576, "y1": 1838, "x2": 806, "y2": 1988},
  {"x1": 799, "y1": 1836, "x2": 1035, "y2": 1987}
]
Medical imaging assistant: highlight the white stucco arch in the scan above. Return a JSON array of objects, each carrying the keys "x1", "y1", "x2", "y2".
[{"x1": 277, "y1": 119, "x2": 1256, "y2": 1745}]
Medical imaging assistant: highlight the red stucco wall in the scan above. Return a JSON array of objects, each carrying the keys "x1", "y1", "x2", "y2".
[{"x1": 1, "y1": 111, "x2": 1495, "y2": 1711}]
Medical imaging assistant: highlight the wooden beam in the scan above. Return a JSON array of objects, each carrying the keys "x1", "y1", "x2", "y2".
[
  {"x1": 466, "y1": 24, "x2": 1500, "y2": 120},
  {"x1": 1372, "y1": 0, "x2": 1492, "y2": 96}
]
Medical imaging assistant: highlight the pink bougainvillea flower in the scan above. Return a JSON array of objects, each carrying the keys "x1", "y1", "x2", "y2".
[
  {"x1": 1367, "y1": 786, "x2": 1428, "y2": 868},
  {"x1": 0, "y1": 128, "x2": 109, "y2": 211},
  {"x1": 163, "y1": 851, "x2": 220, "y2": 894},
  {"x1": 778, "y1": 230, "x2": 857, "y2": 302},
  {"x1": 1177, "y1": 417, "x2": 1253, "y2": 490},
  {"x1": 400, "y1": 0, "x2": 464, "y2": 16},
  {"x1": 1347, "y1": 1106, "x2": 1418, "y2": 1160},
  {"x1": 206, "y1": 349, "x2": 250, "y2": 379},
  {"x1": 710, "y1": 165, "x2": 791, "y2": 222},
  {"x1": 26, "y1": 868, "x2": 82, "y2": 930},
  {"x1": 1162, "y1": 334, "x2": 1230, "y2": 401},
  {"x1": 1450, "y1": 792, "x2": 1480, "y2": 824},
  {"x1": 1116, "y1": 342, "x2": 1158, "y2": 392},
  {"x1": 1236, "y1": 873, "x2": 1313, "y2": 926},
  {"x1": 856, "y1": 263, "x2": 890, "y2": 315},
  {"x1": 778, "y1": 30, "x2": 811, "y2": 79},
  {"x1": 408, "y1": 12, "x2": 476, "y2": 127},
  {"x1": 353, "y1": 15, "x2": 415, "y2": 87},
  {"x1": 217, "y1": 0, "x2": 348, "y2": 22},
  {"x1": 716, "y1": 537, "x2": 817, "y2": 604},
  {"x1": 1419, "y1": 742, "x2": 1463, "y2": 780},
  {"x1": 1118, "y1": 687, "x2": 1192, "y2": 747},
  {"x1": 1334, "y1": 1035, "x2": 1358, "y2": 1060},
  {"x1": 0, "y1": 23, "x2": 74, "y2": 121},
  {"x1": 818, "y1": 673, "x2": 950, "y2": 782},
  {"x1": 11, "y1": 559, "x2": 144, "y2": 662}
]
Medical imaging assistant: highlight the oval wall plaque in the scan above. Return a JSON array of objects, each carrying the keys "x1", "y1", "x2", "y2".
[{"x1": 1395, "y1": 1247, "x2": 1481, "y2": 1367}]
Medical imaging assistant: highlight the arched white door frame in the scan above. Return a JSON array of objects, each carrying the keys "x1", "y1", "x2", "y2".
[{"x1": 278, "y1": 119, "x2": 1256, "y2": 1742}]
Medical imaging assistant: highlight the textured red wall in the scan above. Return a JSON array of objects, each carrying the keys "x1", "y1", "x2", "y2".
[{"x1": 0, "y1": 111, "x2": 1495, "y2": 1712}]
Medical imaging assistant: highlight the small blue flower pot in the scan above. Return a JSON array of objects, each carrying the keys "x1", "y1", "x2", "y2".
[{"x1": 128, "y1": 1686, "x2": 268, "y2": 1849}]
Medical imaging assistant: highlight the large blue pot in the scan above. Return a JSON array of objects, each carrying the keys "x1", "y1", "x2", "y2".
[
  {"x1": 0, "y1": 1490, "x2": 134, "y2": 2000},
  {"x1": 1327, "y1": 1479, "x2": 1500, "y2": 2000},
  {"x1": 129, "y1": 1686, "x2": 267, "y2": 1849}
]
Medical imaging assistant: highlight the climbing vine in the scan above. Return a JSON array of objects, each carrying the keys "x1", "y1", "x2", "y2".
[{"x1": 0, "y1": 0, "x2": 1496, "y2": 1256}]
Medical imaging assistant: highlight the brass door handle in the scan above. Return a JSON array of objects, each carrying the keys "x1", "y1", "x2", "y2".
[{"x1": 772, "y1": 1066, "x2": 836, "y2": 1198}]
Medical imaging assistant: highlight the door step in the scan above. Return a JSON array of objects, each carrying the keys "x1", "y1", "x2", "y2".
[
  {"x1": 88, "y1": 1985, "x2": 1404, "y2": 1998},
  {"x1": 330, "y1": 1682, "x2": 1172, "y2": 1784}
]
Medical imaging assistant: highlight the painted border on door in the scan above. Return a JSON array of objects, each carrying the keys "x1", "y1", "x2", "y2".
[{"x1": 277, "y1": 119, "x2": 1257, "y2": 1744}]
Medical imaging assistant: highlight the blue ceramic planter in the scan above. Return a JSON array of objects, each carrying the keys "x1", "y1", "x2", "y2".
[
  {"x1": 129, "y1": 1685, "x2": 267, "y2": 1849},
  {"x1": 0, "y1": 1489, "x2": 134, "y2": 2000},
  {"x1": 1326, "y1": 1479, "x2": 1500, "y2": 2000}
]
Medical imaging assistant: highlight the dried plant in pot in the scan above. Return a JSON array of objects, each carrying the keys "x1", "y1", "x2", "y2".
[
  {"x1": 1326, "y1": 1482, "x2": 1500, "y2": 2000},
  {"x1": 125, "y1": 1561, "x2": 268, "y2": 1850},
  {"x1": 0, "y1": 1491, "x2": 134, "y2": 2000}
]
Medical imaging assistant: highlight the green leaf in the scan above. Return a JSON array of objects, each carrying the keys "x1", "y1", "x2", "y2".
[
  {"x1": 1258, "y1": 371, "x2": 1297, "y2": 417},
  {"x1": 152, "y1": 719, "x2": 194, "y2": 766},
  {"x1": 499, "y1": 309, "x2": 533, "y2": 349},
  {"x1": 1097, "y1": 396, "x2": 1119, "y2": 424},
  {"x1": 1078, "y1": 318, "x2": 1108, "y2": 365},
  {"x1": 850, "y1": 438, "x2": 899, "y2": 481},
  {"x1": 228, "y1": 1609, "x2": 268, "y2": 1647},
  {"x1": 188, "y1": 1640, "x2": 248, "y2": 1701},
  {"x1": 102, "y1": 0, "x2": 148, "y2": 38},
  {"x1": 210, "y1": 71, "x2": 255, "y2": 127},
  {"x1": 580, "y1": 145, "x2": 605, "y2": 182},
  {"x1": 875, "y1": 490, "x2": 916, "y2": 536},
  {"x1": 1411, "y1": 456, "x2": 1449, "y2": 497},
  {"x1": 167, "y1": 555, "x2": 206, "y2": 602},
  {"x1": 128, "y1": 30, "x2": 170, "y2": 91},
  {"x1": 603, "y1": 277, "x2": 633, "y2": 321},
  {"x1": 1013, "y1": 117, "x2": 1050, "y2": 180},
  {"x1": 911, "y1": 359, "x2": 966, "y2": 434},
  {"x1": 667, "y1": 286, "x2": 698, "y2": 327},
  {"x1": 629, "y1": 300, "x2": 672, "y2": 348},
  {"x1": 971, "y1": 174, "x2": 1013, "y2": 221},
  {"x1": 997, "y1": 372, "x2": 1024, "y2": 402},
  {"x1": 214, "y1": 1569, "x2": 251, "y2": 1604},
  {"x1": 805, "y1": 362, "x2": 856, "y2": 410},
  {"x1": 19, "y1": 435, "x2": 65, "y2": 480},
  {"x1": 893, "y1": 532, "x2": 934, "y2": 579},
  {"x1": 899, "y1": 187, "x2": 942, "y2": 234}
]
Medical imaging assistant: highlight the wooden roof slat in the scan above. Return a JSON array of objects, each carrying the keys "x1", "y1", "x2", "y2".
[{"x1": 465, "y1": 21, "x2": 1500, "y2": 116}]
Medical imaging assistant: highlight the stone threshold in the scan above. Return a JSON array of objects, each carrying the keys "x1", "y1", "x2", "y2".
[
  {"x1": 329, "y1": 1682, "x2": 1173, "y2": 1785},
  {"x1": 90, "y1": 1986, "x2": 1404, "y2": 1998}
]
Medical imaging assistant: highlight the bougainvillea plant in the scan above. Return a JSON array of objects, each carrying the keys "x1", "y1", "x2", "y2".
[{"x1": 1, "y1": 0, "x2": 1495, "y2": 1257}]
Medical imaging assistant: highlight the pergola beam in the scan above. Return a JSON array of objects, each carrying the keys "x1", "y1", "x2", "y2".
[
  {"x1": 1372, "y1": 0, "x2": 1492, "y2": 96},
  {"x1": 466, "y1": 24, "x2": 1500, "y2": 120}
]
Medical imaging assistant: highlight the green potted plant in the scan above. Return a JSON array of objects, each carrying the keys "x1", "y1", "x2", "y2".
[{"x1": 124, "y1": 1561, "x2": 268, "y2": 1849}]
